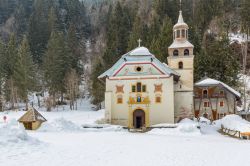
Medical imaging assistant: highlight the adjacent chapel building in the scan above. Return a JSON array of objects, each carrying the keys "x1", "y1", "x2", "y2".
[{"x1": 99, "y1": 10, "x2": 195, "y2": 128}]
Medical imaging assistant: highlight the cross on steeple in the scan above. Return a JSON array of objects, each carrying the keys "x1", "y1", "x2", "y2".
[
  {"x1": 179, "y1": 0, "x2": 182, "y2": 11},
  {"x1": 137, "y1": 38, "x2": 142, "y2": 47}
]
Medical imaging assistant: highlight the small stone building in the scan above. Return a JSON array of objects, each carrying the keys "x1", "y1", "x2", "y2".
[
  {"x1": 18, "y1": 107, "x2": 47, "y2": 130},
  {"x1": 194, "y1": 77, "x2": 241, "y2": 120}
]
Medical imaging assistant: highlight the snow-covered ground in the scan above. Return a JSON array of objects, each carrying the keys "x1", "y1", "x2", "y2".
[{"x1": 1, "y1": 100, "x2": 250, "y2": 166}]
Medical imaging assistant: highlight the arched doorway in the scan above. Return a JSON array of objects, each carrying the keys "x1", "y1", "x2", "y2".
[{"x1": 133, "y1": 109, "x2": 145, "y2": 128}]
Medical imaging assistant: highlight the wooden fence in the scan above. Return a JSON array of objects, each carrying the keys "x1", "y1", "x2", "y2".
[{"x1": 221, "y1": 125, "x2": 250, "y2": 140}]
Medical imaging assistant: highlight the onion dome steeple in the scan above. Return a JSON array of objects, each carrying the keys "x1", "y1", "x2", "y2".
[{"x1": 173, "y1": 10, "x2": 189, "y2": 41}]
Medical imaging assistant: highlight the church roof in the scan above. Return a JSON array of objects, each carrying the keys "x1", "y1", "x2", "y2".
[
  {"x1": 195, "y1": 77, "x2": 241, "y2": 98},
  {"x1": 173, "y1": 11, "x2": 188, "y2": 29},
  {"x1": 169, "y1": 40, "x2": 194, "y2": 49},
  {"x1": 18, "y1": 107, "x2": 47, "y2": 123},
  {"x1": 129, "y1": 47, "x2": 151, "y2": 56},
  {"x1": 98, "y1": 47, "x2": 180, "y2": 80}
]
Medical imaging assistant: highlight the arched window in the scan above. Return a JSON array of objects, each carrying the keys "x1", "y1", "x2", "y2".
[
  {"x1": 181, "y1": 29, "x2": 185, "y2": 38},
  {"x1": 176, "y1": 30, "x2": 180, "y2": 38},
  {"x1": 155, "y1": 96, "x2": 161, "y2": 103},
  {"x1": 186, "y1": 30, "x2": 188, "y2": 39},
  {"x1": 184, "y1": 49, "x2": 189, "y2": 56},
  {"x1": 178, "y1": 61, "x2": 183, "y2": 69},
  {"x1": 117, "y1": 95, "x2": 123, "y2": 104},
  {"x1": 173, "y1": 50, "x2": 179, "y2": 56},
  {"x1": 137, "y1": 82, "x2": 141, "y2": 92},
  {"x1": 203, "y1": 90, "x2": 208, "y2": 98}
]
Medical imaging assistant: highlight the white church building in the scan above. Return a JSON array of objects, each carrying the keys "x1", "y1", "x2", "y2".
[{"x1": 98, "y1": 10, "x2": 194, "y2": 128}]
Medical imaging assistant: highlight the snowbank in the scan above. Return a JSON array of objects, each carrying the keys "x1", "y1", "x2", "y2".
[
  {"x1": 0, "y1": 119, "x2": 38, "y2": 145},
  {"x1": 151, "y1": 123, "x2": 178, "y2": 128},
  {"x1": 148, "y1": 118, "x2": 200, "y2": 136},
  {"x1": 199, "y1": 117, "x2": 211, "y2": 124},
  {"x1": 82, "y1": 124, "x2": 125, "y2": 132},
  {"x1": 214, "y1": 114, "x2": 250, "y2": 132},
  {"x1": 38, "y1": 118, "x2": 82, "y2": 132},
  {"x1": 39, "y1": 118, "x2": 125, "y2": 132},
  {"x1": 178, "y1": 118, "x2": 200, "y2": 133}
]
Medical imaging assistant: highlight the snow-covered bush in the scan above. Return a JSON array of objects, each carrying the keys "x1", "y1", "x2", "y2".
[{"x1": 214, "y1": 114, "x2": 250, "y2": 132}]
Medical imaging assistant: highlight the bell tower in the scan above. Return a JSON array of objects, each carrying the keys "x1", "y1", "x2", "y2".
[{"x1": 167, "y1": 9, "x2": 194, "y2": 122}]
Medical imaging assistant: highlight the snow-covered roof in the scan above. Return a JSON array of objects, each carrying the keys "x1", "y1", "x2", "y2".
[
  {"x1": 169, "y1": 40, "x2": 194, "y2": 49},
  {"x1": 129, "y1": 47, "x2": 151, "y2": 56},
  {"x1": 98, "y1": 47, "x2": 180, "y2": 80},
  {"x1": 195, "y1": 77, "x2": 241, "y2": 98}
]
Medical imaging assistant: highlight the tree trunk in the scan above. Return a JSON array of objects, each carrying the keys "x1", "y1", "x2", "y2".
[{"x1": 25, "y1": 98, "x2": 28, "y2": 111}]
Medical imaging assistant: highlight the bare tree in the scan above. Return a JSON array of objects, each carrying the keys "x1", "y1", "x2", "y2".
[{"x1": 65, "y1": 69, "x2": 79, "y2": 110}]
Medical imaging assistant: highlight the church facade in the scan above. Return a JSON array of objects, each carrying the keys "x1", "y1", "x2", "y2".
[{"x1": 98, "y1": 11, "x2": 194, "y2": 128}]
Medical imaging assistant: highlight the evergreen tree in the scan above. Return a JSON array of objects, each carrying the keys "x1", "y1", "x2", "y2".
[
  {"x1": 150, "y1": 17, "x2": 173, "y2": 62},
  {"x1": 240, "y1": 0, "x2": 250, "y2": 32},
  {"x1": 13, "y1": 35, "x2": 35, "y2": 110},
  {"x1": 67, "y1": 23, "x2": 82, "y2": 74},
  {"x1": 153, "y1": 0, "x2": 178, "y2": 23},
  {"x1": 2, "y1": 34, "x2": 18, "y2": 108},
  {"x1": 195, "y1": 34, "x2": 240, "y2": 86},
  {"x1": 0, "y1": 38, "x2": 5, "y2": 111},
  {"x1": 194, "y1": 0, "x2": 223, "y2": 35},
  {"x1": 127, "y1": 16, "x2": 150, "y2": 51},
  {"x1": 28, "y1": 0, "x2": 50, "y2": 64},
  {"x1": 3, "y1": 34, "x2": 18, "y2": 79},
  {"x1": 44, "y1": 31, "x2": 72, "y2": 103},
  {"x1": 91, "y1": 60, "x2": 105, "y2": 105},
  {"x1": 103, "y1": 2, "x2": 133, "y2": 69},
  {"x1": 91, "y1": 2, "x2": 135, "y2": 104},
  {"x1": 48, "y1": 7, "x2": 59, "y2": 34}
]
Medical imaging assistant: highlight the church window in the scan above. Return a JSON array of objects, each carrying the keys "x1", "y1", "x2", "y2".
[
  {"x1": 177, "y1": 30, "x2": 180, "y2": 38},
  {"x1": 137, "y1": 96, "x2": 141, "y2": 102},
  {"x1": 220, "y1": 101, "x2": 224, "y2": 107},
  {"x1": 155, "y1": 96, "x2": 161, "y2": 103},
  {"x1": 173, "y1": 50, "x2": 179, "y2": 56},
  {"x1": 219, "y1": 90, "x2": 224, "y2": 96},
  {"x1": 154, "y1": 84, "x2": 163, "y2": 93},
  {"x1": 116, "y1": 85, "x2": 124, "y2": 93},
  {"x1": 178, "y1": 61, "x2": 183, "y2": 69},
  {"x1": 142, "y1": 85, "x2": 146, "y2": 92},
  {"x1": 135, "y1": 66, "x2": 143, "y2": 72},
  {"x1": 184, "y1": 49, "x2": 189, "y2": 56},
  {"x1": 132, "y1": 83, "x2": 146, "y2": 93},
  {"x1": 136, "y1": 67, "x2": 142, "y2": 72},
  {"x1": 203, "y1": 90, "x2": 208, "y2": 98},
  {"x1": 132, "y1": 85, "x2": 136, "y2": 92},
  {"x1": 117, "y1": 95, "x2": 123, "y2": 104},
  {"x1": 181, "y1": 29, "x2": 185, "y2": 38},
  {"x1": 186, "y1": 30, "x2": 188, "y2": 39},
  {"x1": 204, "y1": 101, "x2": 210, "y2": 107},
  {"x1": 137, "y1": 82, "x2": 142, "y2": 92}
]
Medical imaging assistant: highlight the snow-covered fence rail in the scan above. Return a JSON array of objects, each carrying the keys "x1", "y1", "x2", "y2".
[
  {"x1": 218, "y1": 115, "x2": 250, "y2": 140},
  {"x1": 221, "y1": 125, "x2": 250, "y2": 139}
]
